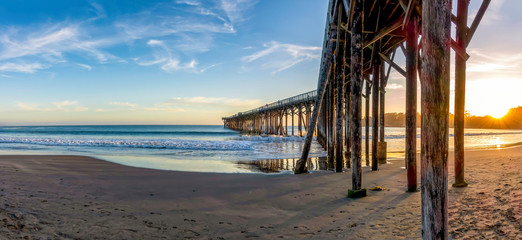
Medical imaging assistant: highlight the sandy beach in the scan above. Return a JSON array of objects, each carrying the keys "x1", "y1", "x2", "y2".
[{"x1": 0, "y1": 147, "x2": 520, "y2": 239}]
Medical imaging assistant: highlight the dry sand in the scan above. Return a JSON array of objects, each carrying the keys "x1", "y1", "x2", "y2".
[{"x1": 0, "y1": 147, "x2": 520, "y2": 239}]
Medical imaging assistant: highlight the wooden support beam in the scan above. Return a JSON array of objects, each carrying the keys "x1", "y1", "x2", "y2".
[
  {"x1": 365, "y1": 70, "x2": 370, "y2": 167},
  {"x1": 467, "y1": 0, "x2": 491, "y2": 47},
  {"x1": 454, "y1": 0, "x2": 469, "y2": 188},
  {"x1": 406, "y1": 17, "x2": 419, "y2": 192},
  {"x1": 335, "y1": 5, "x2": 345, "y2": 173},
  {"x1": 364, "y1": 16, "x2": 404, "y2": 49},
  {"x1": 374, "y1": 48, "x2": 407, "y2": 77},
  {"x1": 451, "y1": 39, "x2": 470, "y2": 61},
  {"x1": 349, "y1": 0, "x2": 364, "y2": 195},
  {"x1": 379, "y1": 63, "x2": 386, "y2": 142},
  {"x1": 291, "y1": 108, "x2": 295, "y2": 136},
  {"x1": 328, "y1": 74, "x2": 335, "y2": 163},
  {"x1": 402, "y1": 0, "x2": 417, "y2": 29},
  {"x1": 344, "y1": 30, "x2": 351, "y2": 165},
  {"x1": 421, "y1": 0, "x2": 451, "y2": 238},
  {"x1": 295, "y1": 26, "x2": 337, "y2": 173},
  {"x1": 298, "y1": 105, "x2": 303, "y2": 137},
  {"x1": 371, "y1": 46, "x2": 380, "y2": 171}
]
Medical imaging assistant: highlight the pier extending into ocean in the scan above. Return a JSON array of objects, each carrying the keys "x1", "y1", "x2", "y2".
[
  {"x1": 222, "y1": 90, "x2": 316, "y2": 136},
  {"x1": 223, "y1": 0, "x2": 491, "y2": 238}
]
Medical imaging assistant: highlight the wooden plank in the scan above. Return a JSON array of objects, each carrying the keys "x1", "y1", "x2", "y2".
[{"x1": 421, "y1": 0, "x2": 451, "y2": 238}]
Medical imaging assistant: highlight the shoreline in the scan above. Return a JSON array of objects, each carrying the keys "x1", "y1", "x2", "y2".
[{"x1": 0, "y1": 147, "x2": 520, "y2": 239}]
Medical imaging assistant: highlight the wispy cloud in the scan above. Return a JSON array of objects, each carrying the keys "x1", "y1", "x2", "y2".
[
  {"x1": 165, "y1": 96, "x2": 263, "y2": 108},
  {"x1": 467, "y1": 49, "x2": 522, "y2": 77},
  {"x1": 135, "y1": 39, "x2": 198, "y2": 72},
  {"x1": 241, "y1": 41, "x2": 321, "y2": 74},
  {"x1": 0, "y1": 22, "x2": 120, "y2": 74},
  {"x1": 386, "y1": 83, "x2": 404, "y2": 90},
  {"x1": 0, "y1": 1, "x2": 256, "y2": 74},
  {"x1": 0, "y1": 62, "x2": 47, "y2": 73},
  {"x1": 88, "y1": 2, "x2": 107, "y2": 21},
  {"x1": 109, "y1": 102, "x2": 138, "y2": 108},
  {"x1": 77, "y1": 63, "x2": 92, "y2": 70},
  {"x1": 17, "y1": 100, "x2": 88, "y2": 112}
]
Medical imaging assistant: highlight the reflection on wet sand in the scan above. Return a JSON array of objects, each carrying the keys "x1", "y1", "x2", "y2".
[{"x1": 236, "y1": 155, "x2": 355, "y2": 173}]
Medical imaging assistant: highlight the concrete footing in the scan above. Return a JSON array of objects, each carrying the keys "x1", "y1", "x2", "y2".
[{"x1": 377, "y1": 141, "x2": 387, "y2": 164}]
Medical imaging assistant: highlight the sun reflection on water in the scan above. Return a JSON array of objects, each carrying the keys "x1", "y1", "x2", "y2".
[{"x1": 495, "y1": 137, "x2": 503, "y2": 149}]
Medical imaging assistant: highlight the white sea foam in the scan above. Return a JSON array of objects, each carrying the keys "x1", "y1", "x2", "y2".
[{"x1": 0, "y1": 137, "x2": 253, "y2": 151}]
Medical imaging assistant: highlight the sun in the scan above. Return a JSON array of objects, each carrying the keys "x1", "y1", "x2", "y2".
[{"x1": 488, "y1": 108, "x2": 509, "y2": 119}]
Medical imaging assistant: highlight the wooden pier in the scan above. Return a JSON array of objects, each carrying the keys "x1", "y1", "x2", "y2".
[
  {"x1": 224, "y1": 0, "x2": 490, "y2": 238},
  {"x1": 222, "y1": 90, "x2": 316, "y2": 137}
]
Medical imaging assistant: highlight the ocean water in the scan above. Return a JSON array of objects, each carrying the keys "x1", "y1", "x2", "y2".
[{"x1": 0, "y1": 125, "x2": 520, "y2": 173}]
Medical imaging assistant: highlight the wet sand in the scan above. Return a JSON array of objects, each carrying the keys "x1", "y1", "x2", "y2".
[{"x1": 0, "y1": 146, "x2": 520, "y2": 239}]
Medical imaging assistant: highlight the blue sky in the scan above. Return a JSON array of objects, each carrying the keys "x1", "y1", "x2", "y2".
[{"x1": 0, "y1": 0, "x2": 520, "y2": 125}]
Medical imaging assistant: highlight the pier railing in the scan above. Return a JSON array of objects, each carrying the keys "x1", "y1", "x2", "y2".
[{"x1": 223, "y1": 90, "x2": 316, "y2": 120}]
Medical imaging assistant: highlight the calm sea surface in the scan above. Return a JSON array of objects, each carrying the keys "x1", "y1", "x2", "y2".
[{"x1": 0, "y1": 125, "x2": 520, "y2": 173}]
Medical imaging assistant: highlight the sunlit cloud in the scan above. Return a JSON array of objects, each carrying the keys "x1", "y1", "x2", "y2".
[
  {"x1": 143, "y1": 103, "x2": 187, "y2": 113},
  {"x1": 241, "y1": 41, "x2": 321, "y2": 74},
  {"x1": 386, "y1": 83, "x2": 404, "y2": 90},
  {"x1": 17, "y1": 100, "x2": 88, "y2": 112},
  {"x1": 109, "y1": 102, "x2": 138, "y2": 108},
  {"x1": 165, "y1": 96, "x2": 264, "y2": 108},
  {"x1": 467, "y1": 49, "x2": 522, "y2": 77}
]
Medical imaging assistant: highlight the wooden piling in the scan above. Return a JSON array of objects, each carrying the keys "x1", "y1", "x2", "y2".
[
  {"x1": 335, "y1": 7, "x2": 345, "y2": 172},
  {"x1": 421, "y1": 0, "x2": 451, "y2": 237},
  {"x1": 365, "y1": 79, "x2": 370, "y2": 167},
  {"x1": 298, "y1": 105, "x2": 303, "y2": 137},
  {"x1": 328, "y1": 77, "x2": 335, "y2": 163},
  {"x1": 406, "y1": 17, "x2": 419, "y2": 192},
  {"x1": 348, "y1": 0, "x2": 365, "y2": 197},
  {"x1": 291, "y1": 108, "x2": 295, "y2": 136},
  {"x1": 371, "y1": 53, "x2": 380, "y2": 171},
  {"x1": 453, "y1": 0, "x2": 469, "y2": 188},
  {"x1": 294, "y1": 22, "x2": 336, "y2": 174}
]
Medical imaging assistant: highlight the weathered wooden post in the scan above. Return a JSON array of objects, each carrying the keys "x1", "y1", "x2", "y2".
[
  {"x1": 453, "y1": 0, "x2": 469, "y2": 188},
  {"x1": 291, "y1": 108, "x2": 295, "y2": 136},
  {"x1": 283, "y1": 108, "x2": 288, "y2": 136},
  {"x1": 406, "y1": 17, "x2": 419, "y2": 192},
  {"x1": 344, "y1": 32, "x2": 351, "y2": 164},
  {"x1": 298, "y1": 105, "x2": 303, "y2": 137},
  {"x1": 365, "y1": 79, "x2": 370, "y2": 167},
  {"x1": 377, "y1": 63, "x2": 387, "y2": 164},
  {"x1": 421, "y1": 0, "x2": 451, "y2": 237},
  {"x1": 371, "y1": 51, "x2": 380, "y2": 171},
  {"x1": 335, "y1": 5, "x2": 345, "y2": 172},
  {"x1": 348, "y1": 0, "x2": 366, "y2": 198},
  {"x1": 294, "y1": 32, "x2": 336, "y2": 173},
  {"x1": 328, "y1": 77, "x2": 335, "y2": 164}
]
